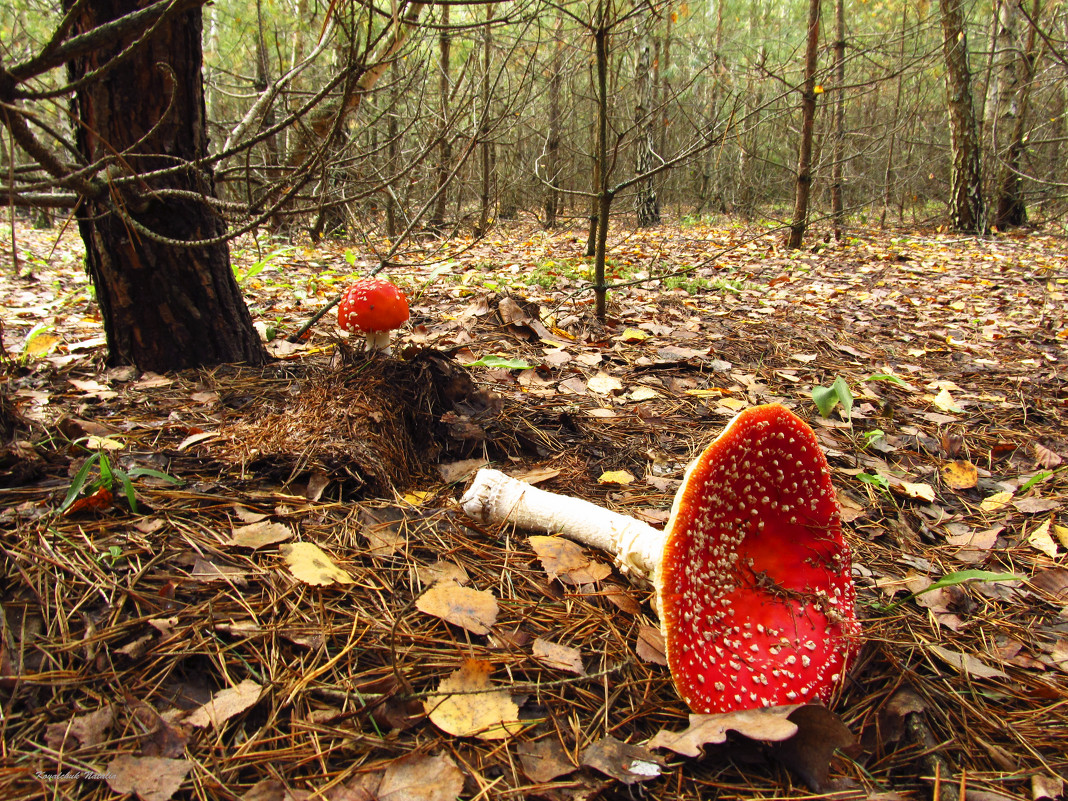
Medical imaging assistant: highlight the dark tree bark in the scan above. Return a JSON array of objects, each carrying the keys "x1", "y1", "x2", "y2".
[
  {"x1": 475, "y1": 4, "x2": 494, "y2": 238},
  {"x1": 830, "y1": 0, "x2": 846, "y2": 239},
  {"x1": 991, "y1": 0, "x2": 1039, "y2": 229},
  {"x1": 881, "y1": 3, "x2": 908, "y2": 227},
  {"x1": 544, "y1": 16, "x2": 564, "y2": 229},
  {"x1": 634, "y1": 34, "x2": 661, "y2": 227},
  {"x1": 429, "y1": 3, "x2": 452, "y2": 229},
  {"x1": 65, "y1": 0, "x2": 267, "y2": 372},
  {"x1": 787, "y1": 0, "x2": 822, "y2": 249},
  {"x1": 939, "y1": 0, "x2": 986, "y2": 233},
  {"x1": 591, "y1": 8, "x2": 612, "y2": 317}
]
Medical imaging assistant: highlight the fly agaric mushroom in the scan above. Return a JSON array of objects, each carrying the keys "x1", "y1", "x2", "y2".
[
  {"x1": 461, "y1": 403, "x2": 860, "y2": 714},
  {"x1": 337, "y1": 278, "x2": 409, "y2": 354}
]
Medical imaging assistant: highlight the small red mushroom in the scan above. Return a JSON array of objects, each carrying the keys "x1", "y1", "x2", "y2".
[
  {"x1": 461, "y1": 404, "x2": 860, "y2": 714},
  {"x1": 337, "y1": 278, "x2": 409, "y2": 354}
]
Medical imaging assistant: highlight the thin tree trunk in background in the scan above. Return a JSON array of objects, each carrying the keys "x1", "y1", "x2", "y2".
[
  {"x1": 830, "y1": 0, "x2": 846, "y2": 239},
  {"x1": 881, "y1": 4, "x2": 907, "y2": 228},
  {"x1": 63, "y1": 0, "x2": 266, "y2": 371},
  {"x1": 475, "y1": 4, "x2": 494, "y2": 237},
  {"x1": 386, "y1": 80, "x2": 399, "y2": 240},
  {"x1": 992, "y1": 0, "x2": 1038, "y2": 229},
  {"x1": 635, "y1": 34, "x2": 661, "y2": 227},
  {"x1": 787, "y1": 0, "x2": 822, "y2": 249},
  {"x1": 939, "y1": 0, "x2": 985, "y2": 233},
  {"x1": 585, "y1": 21, "x2": 604, "y2": 258},
  {"x1": 592, "y1": 4, "x2": 612, "y2": 317},
  {"x1": 254, "y1": 0, "x2": 283, "y2": 229},
  {"x1": 430, "y1": 3, "x2": 452, "y2": 228},
  {"x1": 544, "y1": 16, "x2": 563, "y2": 229},
  {"x1": 695, "y1": 0, "x2": 724, "y2": 216},
  {"x1": 658, "y1": 6, "x2": 673, "y2": 164}
]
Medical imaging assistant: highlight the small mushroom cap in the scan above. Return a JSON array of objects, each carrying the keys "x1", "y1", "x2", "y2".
[
  {"x1": 338, "y1": 278, "x2": 409, "y2": 334},
  {"x1": 655, "y1": 404, "x2": 860, "y2": 714}
]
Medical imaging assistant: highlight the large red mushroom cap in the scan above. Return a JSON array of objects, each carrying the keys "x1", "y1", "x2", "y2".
[
  {"x1": 338, "y1": 278, "x2": 409, "y2": 352},
  {"x1": 655, "y1": 403, "x2": 860, "y2": 713}
]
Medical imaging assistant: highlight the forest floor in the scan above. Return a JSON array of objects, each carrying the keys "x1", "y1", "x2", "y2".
[{"x1": 1, "y1": 217, "x2": 1067, "y2": 801}]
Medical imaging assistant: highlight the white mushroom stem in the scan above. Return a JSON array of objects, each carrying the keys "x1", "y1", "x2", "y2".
[
  {"x1": 365, "y1": 330, "x2": 392, "y2": 353},
  {"x1": 460, "y1": 468, "x2": 666, "y2": 577}
]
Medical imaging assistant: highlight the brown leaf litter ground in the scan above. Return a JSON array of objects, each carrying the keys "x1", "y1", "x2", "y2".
[{"x1": 1, "y1": 218, "x2": 1067, "y2": 801}]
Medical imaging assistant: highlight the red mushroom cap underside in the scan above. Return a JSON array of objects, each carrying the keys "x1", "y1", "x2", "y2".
[
  {"x1": 656, "y1": 403, "x2": 861, "y2": 714},
  {"x1": 338, "y1": 278, "x2": 409, "y2": 333}
]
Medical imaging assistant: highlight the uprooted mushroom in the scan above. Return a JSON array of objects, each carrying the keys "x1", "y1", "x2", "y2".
[{"x1": 460, "y1": 403, "x2": 861, "y2": 714}]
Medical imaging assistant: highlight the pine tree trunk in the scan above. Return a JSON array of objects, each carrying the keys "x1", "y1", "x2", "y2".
[
  {"x1": 65, "y1": 0, "x2": 266, "y2": 372},
  {"x1": 430, "y1": 4, "x2": 452, "y2": 229},
  {"x1": 830, "y1": 0, "x2": 846, "y2": 239},
  {"x1": 939, "y1": 0, "x2": 986, "y2": 233},
  {"x1": 635, "y1": 35, "x2": 661, "y2": 227},
  {"x1": 991, "y1": 0, "x2": 1038, "y2": 229},
  {"x1": 475, "y1": 5, "x2": 494, "y2": 238},
  {"x1": 787, "y1": 0, "x2": 822, "y2": 249},
  {"x1": 544, "y1": 16, "x2": 563, "y2": 229}
]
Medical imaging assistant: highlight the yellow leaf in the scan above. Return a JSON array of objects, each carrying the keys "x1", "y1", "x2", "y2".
[
  {"x1": 617, "y1": 327, "x2": 649, "y2": 342},
  {"x1": 280, "y1": 542, "x2": 354, "y2": 586},
  {"x1": 598, "y1": 470, "x2": 635, "y2": 485},
  {"x1": 1028, "y1": 519, "x2": 1059, "y2": 558},
  {"x1": 86, "y1": 436, "x2": 125, "y2": 451},
  {"x1": 900, "y1": 481, "x2": 936, "y2": 502},
  {"x1": 941, "y1": 460, "x2": 978, "y2": 489},
  {"x1": 718, "y1": 398, "x2": 749, "y2": 411},
  {"x1": 25, "y1": 332, "x2": 60, "y2": 357},
  {"x1": 425, "y1": 660, "x2": 523, "y2": 740},
  {"x1": 416, "y1": 580, "x2": 498, "y2": 635},
  {"x1": 932, "y1": 387, "x2": 963, "y2": 413},
  {"x1": 980, "y1": 491, "x2": 1014, "y2": 512},
  {"x1": 1054, "y1": 524, "x2": 1068, "y2": 549}
]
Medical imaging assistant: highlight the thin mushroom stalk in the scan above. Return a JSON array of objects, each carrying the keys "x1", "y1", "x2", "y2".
[{"x1": 461, "y1": 403, "x2": 861, "y2": 714}]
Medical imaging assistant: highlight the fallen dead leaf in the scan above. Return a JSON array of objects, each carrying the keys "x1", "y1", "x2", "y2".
[
  {"x1": 424, "y1": 659, "x2": 522, "y2": 739},
  {"x1": 581, "y1": 735, "x2": 662, "y2": 784},
  {"x1": 416, "y1": 579, "x2": 498, "y2": 635},
  {"x1": 927, "y1": 644, "x2": 1009, "y2": 680},
  {"x1": 529, "y1": 535, "x2": 612, "y2": 585},
  {"x1": 931, "y1": 387, "x2": 963, "y2": 413},
  {"x1": 597, "y1": 469, "x2": 635, "y2": 485},
  {"x1": 772, "y1": 704, "x2": 858, "y2": 792},
  {"x1": 941, "y1": 459, "x2": 978, "y2": 489},
  {"x1": 377, "y1": 752, "x2": 465, "y2": 801},
  {"x1": 636, "y1": 625, "x2": 667, "y2": 665},
  {"x1": 229, "y1": 521, "x2": 293, "y2": 549},
  {"x1": 533, "y1": 637, "x2": 585, "y2": 675},
  {"x1": 280, "y1": 542, "x2": 354, "y2": 586},
  {"x1": 106, "y1": 755, "x2": 192, "y2": 801},
  {"x1": 1032, "y1": 442, "x2": 1063, "y2": 469},
  {"x1": 1029, "y1": 568, "x2": 1068, "y2": 601},
  {"x1": 1027, "y1": 519, "x2": 1060, "y2": 558},
  {"x1": 1014, "y1": 497, "x2": 1061, "y2": 515},
  {"x1": 518, "y1": 738, "x2": 577, "y2": 782},
  {"x1": 437, "y1": 458, "x2": 487, "y2": 483},
  {"x1": 647, "y1": 706, "x2": 800, "y2": 757},
  {"x1": 45, "y1": 704, "x2": 114, "y2": 750},
  {"x1": 587, "y1": 371, "x2": 624, "y2": 395},
  {"x1": 416, "y1": 559, "x2": 469, "y2": 586},
  {"x1": 893, "y1": 480, "x2": 936, "y2": 502},
  {"x1": 186, "y1": 679, "x2": 263, "y2": 728},
  {"x1": 980, "y1": 491, "x2": 1014, "y2": 512}
]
